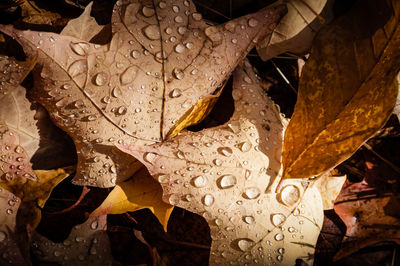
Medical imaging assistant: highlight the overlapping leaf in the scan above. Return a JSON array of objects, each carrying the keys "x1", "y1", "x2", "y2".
[
  {"x1": 282, "y1": 0, "x2": 400, "y2": 180},
  {"x1": 91, "y1": 166, "x2": 173, "y2": 231},
  {"x1": 31, "y1": 215, "x2": 117, "y2": 265},
  {"x1": 116, "y1": 60, "x2": 339, "y2": 265},
  {"x1": 257, "y1": 0, "x2": 334, "y2": 60},
  {"x1": 0, "y1": 0, "x2": 286, "y2": 187},
  {"x1": 0, "y1": 189, "x2": 28, "y2": 266}
]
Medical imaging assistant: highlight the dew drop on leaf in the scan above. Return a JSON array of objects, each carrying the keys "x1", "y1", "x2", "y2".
[
  {"x1": 219, "y1": 147, "x2": 233, "y2": 157},
  {"x1": 237, "y1": 238, "x2": 255, "y2": 252},
  {"x1": 192, "y1": 175, "x2": 207, "y2": 187},
  {"x1": 70, "y1": 42, "x2": 89, "y2": 56},
  {"x1": 170, "y1": 88, "x2": 182, "y2": 98},
  {"x1": 271, "y1": 213, "x2": 286, "y2": 227},
  {"x1": 143, "y1": 25, "x2": 161, "y2": 40},
  {"x1": 279, "y1": 185, "x2": 300, "y2": 206},
  {"x1": 142, "y1": 6, "x2": 155, "y2": 17},
  {"x1": 168, "y1": 194, "x2": 180, "y2": 205},
  {"x1": 94, "y1": 72, "x2": 108, "y2": 86},
  {"x1": 218, "y1": 175, "x2": 237, "y2": 189},
  {"x1": 228, "y1": 121, "x2": 241, "y2": 133},
  {"x1": 243, "y1": 216, "x2": 255, "y2": 224},
  {"x1": 120, "y1": 66, "x2": 137, "y2": 85},
  {"x1": 202, "y1": 194, "x2": 214, "y2": 206},
  {"x1": 244, "y1": 187, "x2": 260, "y2": 199},
  {"x1": 143, "y1": 152, "x2": 157, "y2": 164},
  {"x1": 248, "y1": 18, "x2": 258, "y2": 27},
  {"x1": 274, "y1": 233, "x2": 284, "y2": 241},
  {"x1": 239, "y1": 142, "x2": 251, "y2": 152}
]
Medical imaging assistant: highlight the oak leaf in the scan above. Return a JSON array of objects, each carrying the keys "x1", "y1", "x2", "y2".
[
  {"x1": 116, "y1": 60, "x2": 335, "y2": 265},
  {"x1": 31, "y1": 215, "x2": 117, "y2": 265},
  {"x1": 257, "y1": 0, "x2": 334, "y2": 61},
  {"x1": 0, "y1": 189, "x2": 28, "y2": 266},
  {"x1": 282, "y1": 0, "x2": 400, "y2": 180},
  {"x1": 91, "y1": 166, "x2": 173, "y2": 232},
  {"x1": 0, "y1": 0, "x2": 286, "y2": 187}
]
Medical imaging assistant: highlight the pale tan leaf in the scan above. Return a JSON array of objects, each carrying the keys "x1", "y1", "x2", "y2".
[
  {"x1": 282, "y1": 0, "x2": 400, "y2": 180},
  {"x1": 0, "y1": 0, "x2": 285, "y2": 187},
  {"x1": 313, "y1": 174, "x2": 346, "y2": 210},
  {"x1": 257, "y1": 0, "x2": 334, "y2": 61},
  {"x1": 117, "y1": 60, "x2": 325, "y2": 265}
]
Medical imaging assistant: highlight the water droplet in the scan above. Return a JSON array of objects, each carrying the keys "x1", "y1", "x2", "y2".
[
  {"x1": 112, "y1": 87, "x2": 122, "y2": 98},
  {"x1": 228, "y1": 121, "x2": 241, "y2": 133},
  {"x1": 279, "y1": 185, "x2": 300, "y2": 206},
  {"x1": 55, "y1": 98, "x2": 69, "y2": 107},
  {"x1": 176, "y1": 151, "x2": 185, "y2": 159},
  {"x1": 213, "y1": 159, "x2": 222, "y2": 166},
  {"x1": 288, "y1": 227, "x2": 295, "y2": 233},
  {"x1": 178, "y1": 26, "x2": 186, "y2": 35},
  {"x1": 169, "y1": 194, "x2": 180, "y2": 205},
  {"x1": 277, "y1": 255, "x2": 283, "y2": 261},
  {"x1": 219, "y1": 147, "x2": 232, "y2": 157},
  {"x1": 143, "y1": 25, "x2": 160, "y2": 40},
  {"x1": 202, "y1": 194, "x2": 214, "y2": 206},
  {"x1": 174, "y1": 44, "x2": 185, "y2": 54},
  {"x1": 142, "y1": 6, "x2": 155, "y2": 17},
  {"x1": 6, "y1": 209, "x2": 13, "y2": 214},
  {"x1": 248, "y1": 18, "x2": 258, "y2": 27},
  {"x1": 131, "y1": 50, "x2": 140, "y2": 59},
  {"x1": 94, "y1": 72, "x2": 108, "y2": 86},
  {"x1": 135, "y1": 107, "x2": 142, "y2": 113},
  {"x1": 278, "y1": 248, "x2": 285, "y2": 254},
  {"x1": 158, "y1": 174, "x2": 169, "y2": 183},
  {"x1": 159, "y1": 1, "x2": 166, "y2": 8},
  {"x1": 218, "y1": 175, "x2": 237, "y2": 189},
  {"x1": 61, "y1": 84, "x2": 71, "y2": 90},
  {"x1": 68, "y1": 60, "x2": 87, "y2": 77},
  {"x1": 120, "y1": 66, "x2": 137, "y2": 85},
  {"x1": 271, "y1": 213, "x2": 286, "y2": 227},
  {"x1": 170, "y1": 88, "x2": 182, "y2": 98},
  {"x1": 14, "y1": 145, "x2": 23, "y2": 154},
  {"x1": 172, "y1": 5, "x2": 179, "y2": 12},
  {"x1": 274, "y1": 233, "x2": 284, "y2": 241},
  {"x1": 239, "y1": 142, "x2": 251, "y2": 152},
  {"x1": 74, "y1": 99, "x2": 85, "y2": 109},
  {"x1": 231, "y1": 38, "x2": 238, "y2": 44},
  {"x1": 53, "y1": 250, "x2": 62, "y2": 257},
  {"x1": 102, "y1": 96, "x2": 111, "y2": 104},
  {"x1": 175, "y1": 16, "x2": 183, "y2": 23},
  {"x1": 0, "y1": 231, "x2": 6, "y2": 242},
  {"x1": 243, "y1": 216, "x2": 255, "y2": 224},
  {"x1": 144, "y1": 152, "x2": 157, "y2": 163},
  {"x1": 70, "y1": 42, "x2": 89, "y2": 56},
  {"x1": 192, "y1": 175, "x2": 207, "y2": 187},
  {"x1": 90, "y1": 220, "x2": 98, "y2": 230},
  {"x1": 237, "y1": 239, "x2": 255, "y2": 252},
  {"x1": 244, "y1": 187, "x2": 260, "y2": 199},
  {"x1": 173, "y1": 68, "x2": 184, "y2": 79},
  {"x1": 192, "y1": 13, "x2": 202, "y2": 20},
  {"x1": 184, "y1": 194, "x2": 194, "y2": 201}
]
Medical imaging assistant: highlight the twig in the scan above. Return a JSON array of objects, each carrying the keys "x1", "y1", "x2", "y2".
[
  {"x1": 270, "y1": 60, "x2": 298, "y2": 95},
  {"x1": 46, "y1": 186, "x2": 90, "y2": 215},
  {"x1": 193, "y1": 1, "x2": 231, "y2": 20},
  {"x1": 297, "y1": 0, "x2": 325, "y2": 24},
  {"x1": 363, "y1": 143, "x2": 400, "y2": 175},
  {"x1": 125, "y1": 212, "x2": 139, "y2": 224}
]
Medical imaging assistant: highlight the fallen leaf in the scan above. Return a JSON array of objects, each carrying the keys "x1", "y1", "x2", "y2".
[
  {"x1": 0, "y1": 0, "x2": 286, "y2": 187},
  {"x1": 0, "y1": 120, "x2": 37, "y2": 182},
  {"x1": 333, "y1": 159, "x2": 400, "y2": 260},
  {"x1": 31, "y1": 215, "x2": 117, "y2": 265},
  {"x1": 117, "y1": 60, "x2": 330, "y2": 265},
  {"x1": 60, "y1": 2, "x2": 106, "y2": 42},
  {"x1": 19, "y1": 0, "x2": 66, "y2": 27},
  {"x1": 0, "y1": 168, "x2": 71, "y2": 230},
  {"x1": 0, "y1": 188, "x2": 28, "y2": 266},
  {"x1": 257, "y1": 0, "x2": 334, "y2": 61},
  {"x1": 393, "y1": 74, "x2": 400, "y2": 122},
  {"x1": 313, "y1": 173, "x2": 346, "y2": 210},
  {"x1": 282, "y1": 0, "x2": 400, "y2": 180},
  {"x1": 91, "y1": 166, "x2": 173, "y2": 232}
]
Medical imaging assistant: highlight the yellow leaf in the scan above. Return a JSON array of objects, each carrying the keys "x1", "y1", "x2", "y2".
[
  {"x1": 91, "y1": 167, "x2": 173, "y2": 232},
  {"x1": 282, "y1": 0, "x2": 400, "y2": 180},
  {"x1": 0, "y1": 168, "x2": 71, "y2": 229}
]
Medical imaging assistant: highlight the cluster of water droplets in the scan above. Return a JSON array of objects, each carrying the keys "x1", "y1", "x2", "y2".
[{"x1": 31, "y1": 216, "x2": 114, "y2": 265}]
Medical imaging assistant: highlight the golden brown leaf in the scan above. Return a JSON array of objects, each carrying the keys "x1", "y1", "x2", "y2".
[{"x1": 282, "y1": 0, "x2": 400, "y2": 180}]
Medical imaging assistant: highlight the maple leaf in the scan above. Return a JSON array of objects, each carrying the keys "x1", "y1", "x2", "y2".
[
  {"x1": 115, "y1": 60, "x2": 341, "y2": 265},
  {"x1": 0, "y1": 189, "x2": 28, "y2": 266},
  {"x1": 91, "y1": 166, "x2": 173, "y2": 231},
  {"x1": 257, "y1": 0, "x2": 334, "y2": 61},
  {"x1": 333, "y1": 159, "x2": 400, "y2": 260},
  {"x1": 282, "y1": 0, "x2": 400, "y2": 180},
  {"x1": 0, "y1": 55, "x2": 76, "y2": 170},
  {"x1": 0, "y1": 0, "x2": 286, "y2": 187},
  {"x1": 31, "y1": 215, "x2": 118, "y2": 265}
]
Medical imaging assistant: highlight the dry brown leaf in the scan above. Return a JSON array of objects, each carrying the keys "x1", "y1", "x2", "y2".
[
  {"x1": 282, "y1": 0, "x2": 400, "y2": 180},
  {"x1": 19, "y1": 0, "x2": 66, "y2": 27},
  {"x1": 0, "y1": 189, "x2": 28, "y2": 266},
  {"x1": 91, "y1": 166, "x2": 173, "y2": 231},
  {"x1": 116, "y1": 60, "x2": 333, "y2": 265},
  {"x1": 257, "y1": 0, "x2": 334, "y2": 61},
  {"x1": 0, "y1": 0, "x2": 285, "y2": 187},
  {"x1": 31, "y1": 215, "x2": 118, "y2": 265}
]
